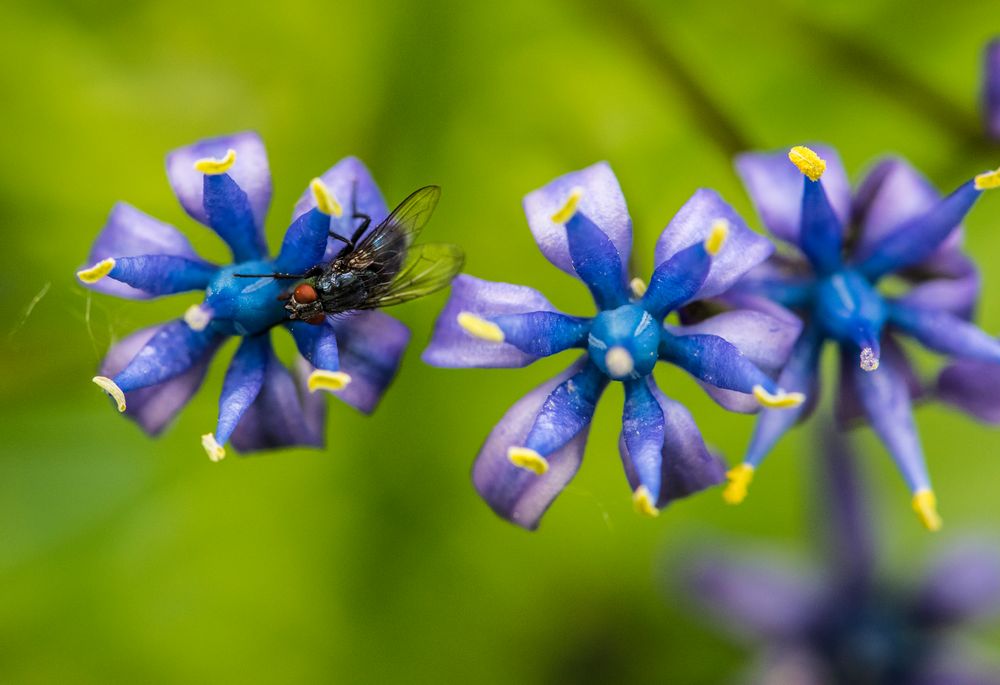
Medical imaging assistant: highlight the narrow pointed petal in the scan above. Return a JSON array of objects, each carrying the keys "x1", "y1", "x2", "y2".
[
  {"x1": 422, "y1": 275, "x2": 566, "y2": 368},
  {"x1": 488, "y1": 311, "x2": 591, "y2": 358},
  {"x1": 799, "y1": 175, "x2": 844, "y2": 274},
  {"x1": 109, "y1": 320, "x2": 222, "y2": 395},
  {"x1": 211, "y1": 335, "x2": 270, "y2": 448},
  {"x1": 472, "y1": 360, "x2": 590, "y2": 530},
  {"x1": 641, "y1": 241, "x2": 712, "y2": 319},
  {"x1": 836, "y1": 334, "x2": 921, "y2": 426},
  {"x1": 522, "y1": 361, "x2": 608, "y2": 457},
  {"x1": 82, "y1": 202, "x2": 208, "y2": 300},
  {"x1": 898, "y1": 252, "x2": 980, "y2": 320},
  {"x1": 669, "y1": 306, "x2": 802, "y2": 413},
  {"x1": 889, "y1": 301, "x2": 1000, "y2": 364},
  {"x1": 87, "y1": 255, "x2": 219, "y2": 296},
  {"x1": 273, "y1": 208, "x2": 334, "y2": 274},
  {"x1": 985, "y1": 38, "x2": 1000, "y2": 141},
  {"x1": 653, "y1": 188, "x2": 773, "y2": 300},
  {"x1": 166, "y1": 132, "x2": 270, "y2": 259},
  {"x1": 200, "y1": 173, "x2": 268, "y2": 262},
  {"x1": 660, "y1": 330, "x2": 780, "y2": 397},
  {"x1": 858, "y1": 179, "x2": 988, "y2": 281},
  {"x1": 913, "y1": 540, "x2": 1000, "y2": 626},
  {"x1": 852, "y1": 158, "x2": 941, "y2": 254},
  {"x1": 522, "y1": 162, "x2": 631, "y2": 279},
  {"x1": 287, "y1": 320, "x2": 340, "y2": 371},
  {"x1": 328, "y1": 311, "x2": 410, "y2": 414},
  {"x1": 734, "y1": 144, "x2": 850, "y2": 246},
  {"x1": 292, "y1": 156, "x2": 390, "y2": 261},
  {"x1": 619, "y1": 379, "x2": 666, "y2": 504},
  {"x1": 936, "y1": 359, "x2": 1000, "y2": 424},
  {"x1": 563, "y1": 212, "x2": 629, "y2": 309},
  {"x1": 230, "y1": 355, "x2": 325, "y2": 453},
  {"x1": 98, "y1": 324, "x2": 221, "y2": 434}
]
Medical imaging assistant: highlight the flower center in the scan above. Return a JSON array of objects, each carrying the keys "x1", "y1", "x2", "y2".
[
  {"x1": 204, "y1": 261, "x2": 291, "y2": 336},
  {"x1": 588, "y1": 304, "x2": 660, "y2": 380},
  {"x1": 814, "y1": 269, "x2": 887, "y2": 371}
]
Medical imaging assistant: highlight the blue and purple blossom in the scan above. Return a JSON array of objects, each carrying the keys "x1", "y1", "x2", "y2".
[
  {"x1": 682, "y1": 430, "x2": 1000, "y2": 685},
  {"x1": 423, "y1": 162, "x2": 805, "y2": 529},
  {"x1": 723, "y1": 144, "x2": 1000, "y2": 530},
  {"x1": 78, "y1": 132, "x2": 410, "y2": 460},
  {"x1": 985, "y1": 37, "x2": 1000, "y2": 142}
]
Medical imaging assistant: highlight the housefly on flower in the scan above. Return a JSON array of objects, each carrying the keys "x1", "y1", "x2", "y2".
[{"x1": 236, "y1": 185, "x2": 463, "y2": 324}]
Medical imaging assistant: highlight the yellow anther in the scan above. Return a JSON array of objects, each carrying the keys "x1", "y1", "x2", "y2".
[
  {"x1": 632, "y1": 486, "x2": 660, "y2": 517},
  {"x1": 912, "y1": 489, "x2": 943, "y2": 532},
  {"x1": 92, "y1": 376, "x2": 126, "y2": 412},
  {"x1": 788, "y1": 145, "x2": 826, "y2": 181},
  {"x1": 705, "y1": 219, "x2": 729, "y2": 256},
  {"x1": 974, "y1": 167, "x2": 1000, "y2": 191},
  {"x1": 201, "y1": 433, "x2": 226, "y2": 462},
  {"x1": 753, "y1": 385, "x2": 806, "y2": 409},
  {"x1": 629, "y1": 277, "x2": 647, "y2": 298},
  {"x1": 457, "y1": 312, "x2": 504, "y2": 342},
  {"x1": 310, "y1": 178, "x2": 344, "y2": 217},
  {"x1": 77, "y1": 258, "x2": 115, "y2": 284},
  {"x1": 193, "y1": 148, "x2": 236, "y2": 175},
  {"x1": 307, "y1": 370, "x2": 352, "y2": 393},
  {"x1": 184, "y1": 304, "x2": 212, "y2": 332},
  {"x1": 507, "y1": 446, "x2": 549, "y2": 475},
  {"x1": 550, "y1": 187, "x2": 584, "y2": 223},
  {"x1": 723, "y1": 464, "x2": 755, "y2": 505}
]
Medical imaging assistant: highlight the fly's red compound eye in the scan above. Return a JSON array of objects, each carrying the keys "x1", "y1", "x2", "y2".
[
  {"x1": 293, "y1": 283, "x2": 318, "y2": 304},
  {"x1": 305, "y1": 313, "x2": 326, "y2": 325}
]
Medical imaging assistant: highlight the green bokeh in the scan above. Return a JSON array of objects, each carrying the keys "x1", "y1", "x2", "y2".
[{"x1": 1, "y1": 0, "x2": 999, "y2": 682}]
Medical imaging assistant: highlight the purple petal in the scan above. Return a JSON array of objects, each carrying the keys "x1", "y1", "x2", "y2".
[
  {"x1": 472, "y1": 359, "x2": 590, "y2": 530},
  {"x1": 328, "y1": 310, "x2": 410, "y2": 414},
  {"x1": 99, "y1": 324, "x2": 220, "y2": 435},
  {"x1": 898, "y1": 252, "x2": 980, "y2": 321},
  {"x1": 914, "y1": 539, "x2": 1000, "y2": 626},
  {"x1": 667, "y1": 305, "x2": 802, "y2": 413},
  {"x1": 83, "y1": 202, "x2": 207, "y2": 300},
  {"x1": 112, "y1": 320, "x2": 222, "y2": 394},
  {"x1": 287, "y1": 320, "x2": 340, "y2": 372},
  {"x1": 213, "y1": 335, "x2": 270, "y2": 445},
  {"x1": 936, "y1": 359, "x2": 1000, "y2": 424},
  {"x1": 422, "y1": 274, "x2": 563, "y2": 368},
  {"x1": 889, "y1": 301, "x2": 1000, "y2": 364},
  {"x1": 734, "y1": 144, "x2": 851, "y2": 246},
  {"x1": 230, "y1": 353, "x2": 325, "y2": 453},
  {"x1": 852, "y1": 158, "x2": 941, "y2": 256},
  {"x1": 619, "y1": 379, "x2": 667, "y2": 502},
  {"x1": 653, "y1": 188, "x2": 773, "y2": 301},
  {"x1": 985, "y1": 38, "x2": 1000, "y2": 141},
  {"x1": 100, "y1": 255, "x2": 218, "y2": 297},
  {"x1": 522, "y1": 162, "x2": 631, "y2": 279},
  {"x1": 836, "y1": 334, "x2": 922, "y2": 426},
  {"x1": 165, "y1": 131, "x2": 271, "y2": 234},
  {"x1": 291, "y1": 156, "x2": 390, "y2": 262}
]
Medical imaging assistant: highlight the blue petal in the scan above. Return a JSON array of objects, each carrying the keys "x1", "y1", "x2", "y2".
[
  {"x1": 203, "y1": 173, "x2": 268, "y2": 261},
  {"x1": 273, "y1": 208, "x2": 333, "y2": 274},
  {"x1": 231, "y1": 355, "x2": 325, "y2": 453},
  {"x1": 328, "y1": 311, "x2": 410, "y2": 414},
  {"x1": 524, "y1": 361, "x2": 608, "y2": 456},
  {"x1": 213, "y1": 334, "x2": 270, "y2": 445},
  {"x1": 565, "y1": 212, "x2": 629, "y2": 310},
  {"x1": 620, "y1": 379, "x2": 666, "y2": 501},
  {"x1": 106, "y1": 255, "x2": 218, "y2": 296},
  {"x1": 490, "y1": 312, "x2": 591, "y2": 358},
  {"x1": 641, "y1": 241, "x2": 711, "y2": 319},
  {"x1": 112, "y1": 320, "x2": 223, "y2": 394},
  {"x1": 799, "y1": 176, "x2": 843, "y2": 274},
  {"x1": 288, "y1": 320, "x2": 340, "y2": 371},
  {"x1": 889, "y1": 301, "x2": 1000, "y2": 364},
  {"x1": 659, "y1": 330, "x2": 777, "y2": 395},
  {"x1": 857, "y1": 179, "x2": 985, "y2": 281}
]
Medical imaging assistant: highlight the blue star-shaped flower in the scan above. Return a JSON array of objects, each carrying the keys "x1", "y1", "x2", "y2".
[
  {"x1": 722, "y1": 144, "x2": 1000, "y2": 529},
  {"x1": 423, "y1": 162, "x2": 805, "y2": 529},
  {"x1": 78, "y1": 132, "x2": 410, "y2": 460}
]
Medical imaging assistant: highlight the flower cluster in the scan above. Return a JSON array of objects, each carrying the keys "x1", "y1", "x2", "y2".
[
  {"x1": 78, "y1": 132, "x2": 410, "y2": 460},
  {"x1": 424, "y1": 163, "x2": 805, "y2": 529}
]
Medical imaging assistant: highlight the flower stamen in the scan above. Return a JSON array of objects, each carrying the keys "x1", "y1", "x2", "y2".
[
  {"x1": 193, "y1": 149, "x2": 236, "y2": 175},
  {"x1": 629, "y1": 277, "x2": 647, "y2": 298},
  {"x1": 310, "y1": 178, "x2": 344, "y2": 217},
  {"x1": 632, "y1": 486, "x2": 660, "y2": 517},
  {"x1": 550, "y1": 187, "x2": 584, "y2": 224},
  {"x1": 307, "y1": 370, "x2": 352, "y2": 393},
  {"x1": 457, "y1": 312, "x2": 505, "y2": 342},
  {"x1": 859, "y1": 346, "x2": 880, "y2": 372},
  {"x1": 184, "y1": 304, "x2": 213, "y2": 332},
  {"x1": 974, "y1": 167, "x2": 1000, "y2": 191},
  {"x1": 912, "y1": 489, "x2": 943, "y2": 532},
  {"x1": 201, "y1": 433, "x2": 226, "y2": 462},
  {"x1": 604, "y1": 346, "x2": 635, "y2": 378},
  {"x1": 723, "y1": 463, "x2": 754, "y2": 504},
  {"x1": 507, "y1": 446, "x2": 549, "y2": 475},
  {"x1": 92, "y1": 376, "x2": 126, "y2": 412},
  {"x1": 77, "y1": 258, "x2": 115, "y2": 284},
  {"x1": 752, "y1": 385, "x2": 806, "y2": 409},
  {"x1": 788, "y1": 145, "x2": 826, "y2": 181},
  {"x1": 704, "y1": 219, "x2": 729, "y2": 256}
]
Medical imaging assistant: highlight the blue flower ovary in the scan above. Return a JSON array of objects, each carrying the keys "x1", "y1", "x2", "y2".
[
  {"x1": 814, "y1": 268, "x2": 887, "y2": 367},
  {"x1": 588, "y1": 304, "x2": 660, "y2": 380},
  {"x1": 204, "y1": 261, "x2": 290, "y2": 336}
]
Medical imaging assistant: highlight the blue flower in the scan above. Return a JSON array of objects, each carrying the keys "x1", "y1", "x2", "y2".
[
  {"x1": 724, "y1": 144, "x2": 1000, "y2": 529},
  {"x1": 681, "y1": 430, "x2": 1000, "y2": 685},
  {"x1": 78, "y1": 132, "x2": 411, "y2": 460},
  {"x1": 423, "y1": 162, "x2": 805, "y2": 529},
  {"x1": 985, "y1": 37, "x2": 1000, "y2": 141}
]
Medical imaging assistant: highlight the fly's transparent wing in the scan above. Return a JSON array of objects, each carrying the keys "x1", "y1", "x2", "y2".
[
  {"x1": 354, "y1": 185, "x2": 441, "y2": 258},
  {"x1": 370, "y1": 243, "x2": 464, "y2": 308}
]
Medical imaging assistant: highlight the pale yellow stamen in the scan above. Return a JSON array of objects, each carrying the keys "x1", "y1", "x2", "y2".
[
  {"x1": 77, "y1": 258, "x2": 115, "y2": 284},
  {"x1": 912, "y1": 489, "x2": 943, "y2": 532},
  {"x1": 605, "y1": 346, "x2": 635, "y2": 378},
  {"x1": 788, "y1": 145, "x2": 826, "y2": 181},
  {"x1": 310, "y1": 178, "x2": 344, "y2": 217},
  {"x1": 629, "y1": 277, "x2": 647, "y2": 298},
  {"x1": 201, "y1": 433, "x2": 226, "y2": 462},
  {"x1": 704, "y1": 219, "x2": 729, "y2": 256},
  {"x1": 184, "y1": 304, "x2": 212, "y2": 332},
  {"x1": 307, "y1": 370, "x2": 352, "y2": 393},
  {"x1": 974, "y1": 167, "x2": 1000, "y2": 191},
  {"x1": 193, "y1": 148, "x2": 237, "y2": 175},
  {"x1": 92, "y1": 376, "x2": 126, "y2": 412},
  {"x1": 457, "y1": 312, "x2": 504, "y2": 342},
  {"x1": 723, "y1": 464, "x2": 755, "y2": 505},
  {"x1": 507, "y1": 446, "x2": 549, "y2": 475},
  {"x1": 550, "y1": 187, "x2": 584, "y2": 223},
  {"x1": 753, "y1": 385, "x2": 806, "y2": 409},
  {"x1": 632, "y1": 486, "x2": 660, "y2": 517}
]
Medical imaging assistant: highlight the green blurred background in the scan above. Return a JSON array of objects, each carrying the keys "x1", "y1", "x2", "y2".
[{"x1": 2, "y1": 0, "x2": 999, "y2": 682}]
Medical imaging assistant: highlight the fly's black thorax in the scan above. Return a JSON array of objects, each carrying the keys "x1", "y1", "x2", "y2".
[{"x1": 315, "y1": 255, "x2": 393, "y2": 314}]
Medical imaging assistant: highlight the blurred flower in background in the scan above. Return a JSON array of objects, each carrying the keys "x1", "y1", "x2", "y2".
[
  {"x1": 721, "y1": 144, "x2": 1000, "y2": 530},
  {"x1": 984, "y1": 38, "x2": 1000, "y2": 142},
  {"x1": 77, "y1": 132, "x2": 410, "y2": 461},
  {"x1": 424, "y1": 162, "x2": 805, "y2": 529},
  {"x1": 680, "y1": 429, "x2": 1000, "y2": 685}
]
